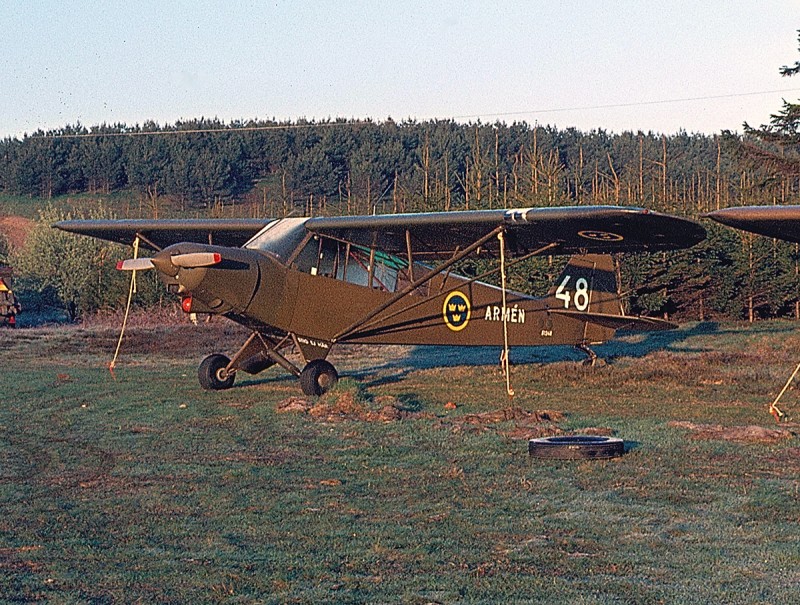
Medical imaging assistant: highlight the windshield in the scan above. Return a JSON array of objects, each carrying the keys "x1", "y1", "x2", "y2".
[{"x1": 244, "y1": 218, "x2": 310, "y2": 261}]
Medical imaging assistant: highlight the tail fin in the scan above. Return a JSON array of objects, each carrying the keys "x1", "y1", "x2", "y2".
[
  {"x1": 547, "y1": 254, "x2": 622, "y2": 316},
  {"x1": 548, "y1": 254, "x2": 676, "y2": 334}
]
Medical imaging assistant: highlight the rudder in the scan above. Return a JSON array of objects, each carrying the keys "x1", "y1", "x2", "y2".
[{"x1": 547, "y1": 254, "x2": 622, "y2": 317}]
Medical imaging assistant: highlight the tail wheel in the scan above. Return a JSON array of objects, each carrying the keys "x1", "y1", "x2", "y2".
[
  {"x1": 198, "y1": 354, "x2": 235, "y2": 390},
  {"x1": 299, "y1": 360, "x2": 338, "y2": 396}
]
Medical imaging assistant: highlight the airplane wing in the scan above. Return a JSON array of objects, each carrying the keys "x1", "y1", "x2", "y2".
[
  {"x1": 55, "y1": 206, "x2": 705, "y2": 257},
  {"x1": 305, "y1": 205, "x2": 705, "y2": 259},
  {"x1": 53, "y1": 218, "x2": 271, "y2": 250},
  {"x1": 704, "y1": 205, "x2": 800, "y2": 243}
]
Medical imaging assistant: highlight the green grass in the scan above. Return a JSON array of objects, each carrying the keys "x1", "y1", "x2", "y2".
[
  {"x1": 0, "y1": 192, "x2": 135, "y2": 219},
  {"x1": 0, "y1": 321, "x2": 798, "y2": 603}
]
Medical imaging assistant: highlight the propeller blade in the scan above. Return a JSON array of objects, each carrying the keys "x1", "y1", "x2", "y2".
[
  {"x1": 171, "y1": 252, "x2": 222, "y2": 268},
  {"x1": 116, "y1": 258, "x2": 154, "y2": 271}
]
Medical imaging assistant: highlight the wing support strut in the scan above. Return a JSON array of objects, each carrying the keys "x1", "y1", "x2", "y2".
[
  {"x1": 134, "y1": 232, "x2": 162, "y2": 252},
  {"x1": 331, "y1": 226, "x2": 505, "y2": 343},
  {"x1": 405, "y1": 229, "x2": 415, "y2": 282}
]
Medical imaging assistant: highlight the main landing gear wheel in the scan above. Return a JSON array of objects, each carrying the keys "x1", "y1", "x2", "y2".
[
  {"x1": 198, "y1": 354, "x2": 235, "y2": 390},
  {"x1": 299, "y1": 359, "x2": 338, "y2": 396}
]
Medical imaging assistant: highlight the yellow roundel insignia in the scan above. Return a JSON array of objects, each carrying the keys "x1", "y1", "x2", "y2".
[
  {"x1": 578, "y1": 230, "x2": 624, "y2": 242},
  {"x1": 443, "y1": 291, "x2": 471, "y2": 332}
]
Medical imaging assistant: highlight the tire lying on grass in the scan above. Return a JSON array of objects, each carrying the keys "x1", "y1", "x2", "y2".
[{"x1": 528, "y1": 435, "x2": 625, "y2": 460}]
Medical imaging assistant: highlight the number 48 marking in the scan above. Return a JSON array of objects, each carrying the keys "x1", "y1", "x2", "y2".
[{"x1": 555, "y1": 275, "x2": 590, "y2": 311}]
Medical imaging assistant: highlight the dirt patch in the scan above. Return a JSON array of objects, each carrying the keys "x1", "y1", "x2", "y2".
[
  {"x1": 277, "y1": 395, "x2": 580, "y2": 440},
  {"x1": 276, "y1": 393, "x2": 571, "y2": 438},
  {"x1": 277, "y1": 392, "x2": 429, "y2": 423},
  {"x1": 498, "y1": 425, "x2": 562, "y2": 440},
  {"x1": 668, "y1": 421, "x2": 797, "y2": 443},
  {"x1": 459, "y1": 407, "x2": 564, "y2": 425},
  {"x1": 276, "y1": 397, "x2": 312, "y2": 414},
  {"x1": 0, "y1": 216, "x2": 34, "y2": 249},
  {"x1": 451, "y1": 407, "x2": 567, "y2": 439}
]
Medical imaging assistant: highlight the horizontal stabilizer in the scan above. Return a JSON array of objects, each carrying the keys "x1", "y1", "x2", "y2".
[{"x1": 551, "y1": 309, "x2": 677, "y2": 331}]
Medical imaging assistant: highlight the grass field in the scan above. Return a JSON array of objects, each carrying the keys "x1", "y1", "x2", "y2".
[{"x1": 0, "y1": 319, "x2": 798, "y2": 603}]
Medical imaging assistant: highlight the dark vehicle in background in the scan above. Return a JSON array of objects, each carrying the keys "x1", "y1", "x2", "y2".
[{"x1": 0, "y1": 266, "x2": 20, "y2": 327}]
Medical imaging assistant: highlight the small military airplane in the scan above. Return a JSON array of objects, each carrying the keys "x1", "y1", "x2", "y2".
[
  {"x1": 56, "y1": 206, "x2": 705, "y2": 396},
  {"x1": 705, "y1": 205, "x2": 800, "y2": 243}
]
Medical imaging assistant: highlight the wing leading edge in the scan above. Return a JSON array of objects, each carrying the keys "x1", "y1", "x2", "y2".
[{"x1": 53, "y1": 218, "x2": 271, "y2": 250}]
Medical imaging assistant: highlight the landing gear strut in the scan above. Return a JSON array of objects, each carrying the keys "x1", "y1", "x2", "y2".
[
  {"x1": 197, "y1": 331, "x2": 291, "y2": 392},
  {"x1": 197, "y1": 330, "x2": 340, "y2": 396}
]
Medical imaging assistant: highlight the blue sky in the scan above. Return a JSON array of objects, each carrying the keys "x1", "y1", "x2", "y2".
[{"x1": 1, "y1": 1, "x2": 798, "y2": 138}]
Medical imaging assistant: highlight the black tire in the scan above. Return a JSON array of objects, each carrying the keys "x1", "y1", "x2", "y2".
[
  {"x1": 299, "y1": 359, "x2": 338, "y2": 396},
  {"x1": 528, "y1": 435, "x2": 624, "y2": 460},
  {"x1": 198, "y1": 354, "x2": 235, "y2": 390}
]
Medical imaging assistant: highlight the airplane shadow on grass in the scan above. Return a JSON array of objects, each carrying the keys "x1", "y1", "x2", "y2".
[
  {"x1": 355, "y1": 321, "x2": 796, "y2": 389},
  {"x1": 237, "y1": 321, "x2": 796, "y2": 391}
]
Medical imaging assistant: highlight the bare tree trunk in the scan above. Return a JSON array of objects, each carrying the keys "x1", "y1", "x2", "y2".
[
  {"x1": 530, "y1": 129, "x2": 539, "y2": 198},
  {"x1": 748, "y1": 236, "x2": 755, "y2": 323},
  {"x1": 661, "y1": 135, "x2": 668, "y2": 206},
  {"x1": 607, "y1": 153, "x2": 620, "y2": 203},
  {"x1": 444, "y1": 157, "x2": 451, "y2": 211},
  {"x1": 715, "y1": 136, "x2": 722, "y2": 211},
  {"x1": 421, "y1": 135, "x2": 430, "y2": 207},
  {"x1": 392, "y1": 170, "x2": 399, "y2": 213},
  {"x1": 493, "y1": 129, "x2": 499, "y2": 209},
  {"x1": 346, "y1": 173, "x2": 352, "y2": 215},
  {"x1": 473, "y1": 127, "x2": 482, "y2": 206},
  {"x1": 147, "y1": 183, "x2": 160, "y2": 218},
  {"x1": 638, "y1": 134, "x2": 644, "y2": 202}
]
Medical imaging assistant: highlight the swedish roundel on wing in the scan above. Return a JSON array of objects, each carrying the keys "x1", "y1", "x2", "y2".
[
  {"x1": 578, "y1": 230, "x2": 624, "y2": 242},
  {"x1": 443, "y1": 291, "x2": 471, "y2": 332}
]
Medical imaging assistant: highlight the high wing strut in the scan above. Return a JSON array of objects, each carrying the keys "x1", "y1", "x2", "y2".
[
  {"x1": 135, "y1": 232, "x2": 162, "y2": 252},
  {"x1": 405, "y1": 229, "x2": 414, "y2": 282}
]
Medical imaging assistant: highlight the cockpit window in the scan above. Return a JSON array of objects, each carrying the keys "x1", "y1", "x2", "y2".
[
  {"x1": 246, "y1": 220, "x2": 424, "y2": 295},
  {"x1": 244, "y1": 218, "x2": 310, "y2": 261},
  {"x1": 293, "y1": 236, "x2": 405, "y2": 293}
]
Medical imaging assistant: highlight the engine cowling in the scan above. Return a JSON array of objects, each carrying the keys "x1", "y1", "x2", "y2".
[{"x1": 152, "y1": 243, "x2": 262, "y2": 315}]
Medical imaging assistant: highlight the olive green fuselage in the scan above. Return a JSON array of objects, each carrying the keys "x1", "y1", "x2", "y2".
[{"x1": 158, "y1": 241, "x2": 616, "y2": 357}]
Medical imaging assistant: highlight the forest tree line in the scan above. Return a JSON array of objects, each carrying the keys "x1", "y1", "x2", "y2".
[
  {"x1": 2, "y1": 117, "x2": 800, "y2": 323},
  {"x1": 1, "y1": 118, "x2": 788, "y2": 216}
]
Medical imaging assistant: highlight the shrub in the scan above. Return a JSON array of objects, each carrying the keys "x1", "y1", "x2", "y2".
[{"x1": 12, "y1": 204, "x2": 163, "y2": 320}]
